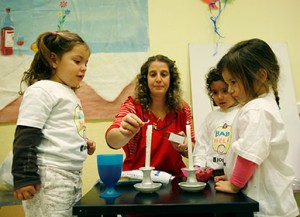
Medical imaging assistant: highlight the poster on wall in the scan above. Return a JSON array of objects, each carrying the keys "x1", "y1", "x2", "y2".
[
  {"x1": 189, "y1": 43, "x2": 300, "y2": 178},
  {"x1": 0, "y1": 0, "x2": 149, "y2": 122}
]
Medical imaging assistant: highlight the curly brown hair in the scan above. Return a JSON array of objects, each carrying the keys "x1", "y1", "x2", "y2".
[{"x1": 134, "y1": 54, "x2": 183, "y2": 112}]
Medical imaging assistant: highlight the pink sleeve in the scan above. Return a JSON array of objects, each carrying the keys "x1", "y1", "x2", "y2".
[{"x1": 230, "y1": 155, "x2": 257, "y2": 188}]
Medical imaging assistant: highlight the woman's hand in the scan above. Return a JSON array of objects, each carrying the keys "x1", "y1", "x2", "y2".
[
  {"x1": 170, "y1": 131, "x2": 188, "y2": 153},
  {"x1": 119, "y1": 113, "x2": 145, "y2": 137},
  {"x1": 14, "y1": 184, "x2": 41, "y2": 200},
  {"x1": 87, "y1": 139, "x2": 96, "y2": 155},
  {"x1": 106, "y1": 113, "x2": 148, "y2": 149}
]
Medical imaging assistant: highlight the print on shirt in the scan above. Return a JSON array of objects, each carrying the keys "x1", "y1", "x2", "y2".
[
  {"x1": 212, "y1": 123, "x2": 232, "y2": 166},
  {"x1": 74, "y1": 104, "x2": 87, "y2": 152}
]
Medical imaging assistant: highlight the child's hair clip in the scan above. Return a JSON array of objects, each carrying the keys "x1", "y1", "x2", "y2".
[{"x1": 52, "y1": 31, "x2": 57, "y2": 35}]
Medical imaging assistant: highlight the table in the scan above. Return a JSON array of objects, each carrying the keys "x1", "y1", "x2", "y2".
[{"x1": 73, "y1": 177, "x2": 259, "y2": 217}]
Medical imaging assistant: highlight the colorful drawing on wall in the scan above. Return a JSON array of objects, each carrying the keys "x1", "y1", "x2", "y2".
[
  {"x1": 0, "y1": 0, "x2": 149, "y2": 123},
  {"x1": 57, "y1": 0, "x2": 70, "y2": 31}
]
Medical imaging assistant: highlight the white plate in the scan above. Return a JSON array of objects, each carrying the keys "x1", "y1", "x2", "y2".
[
  {"x1": 117, "y1": 178, "x2": 142, "y2": 185},
  {"x1": 178, "y1": 181, "x2": 206, "y2": 192},
  {"x1": 134, "y1": 182, "x2": 162, "y2": 193}
]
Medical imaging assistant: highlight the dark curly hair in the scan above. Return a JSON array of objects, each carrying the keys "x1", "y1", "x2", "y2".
[
  {"x1": 134, "y1": 54, "x2": 183, "y2": 112},
  {"x1": 205, "y1": 67, "x2": 224, "y2": 106}
]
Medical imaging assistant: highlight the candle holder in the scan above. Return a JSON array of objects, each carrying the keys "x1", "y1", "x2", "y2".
[
  {"x1": 178, "y1": 168, "x2": 206, "y2": 192},
  {"x1": 134, "y1": 167, "x2": 162, "y2": 193},
  {"x1": 185, "y1": 168, "x2": 198, "y2": 183}
]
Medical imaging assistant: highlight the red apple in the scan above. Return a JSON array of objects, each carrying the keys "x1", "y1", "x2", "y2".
[
  {"x1": 195, "y1": 167, "x2": 214, "y2": 182},
  {"x1": 181, "y1": 167, "x2": 214, "y2": 183}
]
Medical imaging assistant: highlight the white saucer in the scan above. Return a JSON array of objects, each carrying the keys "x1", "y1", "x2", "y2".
[
  {"x1": 134, "y1": 182, "x2": 162, "y2": 193},
  {"x1": 178, "y1": 181, "x2": 206, "y2": 192}
]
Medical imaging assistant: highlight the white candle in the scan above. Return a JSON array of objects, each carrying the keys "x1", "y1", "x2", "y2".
[
  {"x1": 186, "y1": 122, "x2": 193, "y2": 169},
  {"x1": 145, "y1": 124, "x2": 152, "y2": 168}
]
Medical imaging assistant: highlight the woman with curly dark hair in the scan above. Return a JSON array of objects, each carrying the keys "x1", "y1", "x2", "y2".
[{"x1": 105, "y1": 54, "x2": 195, "y2": 177}]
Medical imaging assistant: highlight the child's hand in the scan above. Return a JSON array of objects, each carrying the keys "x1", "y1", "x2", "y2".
[
  {"x1": 87, "y1": 139, "x2": 96, "y2": 155},
  {"x1": 215, "y1": 180, "x2": 240, "y2": 193},
  {"x1": 214, "y1": 175, "x2": 227, "y2": 182},
  {"x1": 14, "y1": 184, "x2": 41, "y2": 200}
]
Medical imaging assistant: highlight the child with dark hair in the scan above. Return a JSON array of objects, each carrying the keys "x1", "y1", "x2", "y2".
[
  {"x1": 214, "y1": 38, "x2": 299, "y2": 217},
  {"x1": 193, "y1": 67, "x2": 239, "y2": 177}
]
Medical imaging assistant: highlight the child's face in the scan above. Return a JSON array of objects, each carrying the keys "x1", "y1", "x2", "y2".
[
  {"x1": 51, "y1": 44, "x2": 90, "y2": 88},
  {"x1": 210, "y1": 80, "x2": 236, "y2": 109},
  {"x1": 222, "y1": 68, "x2": 247, "y2": 104}
]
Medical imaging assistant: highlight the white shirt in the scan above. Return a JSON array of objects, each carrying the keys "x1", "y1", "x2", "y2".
[
  {"x1": 193, "y1": 106, "x2": 239, "y2": 169},
  {"x1": 224, "y1": 91, "x2": 299, "y2": 217},
  {"x1": 17, "y1": 80, "x2": 88, "y2": 171}
]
